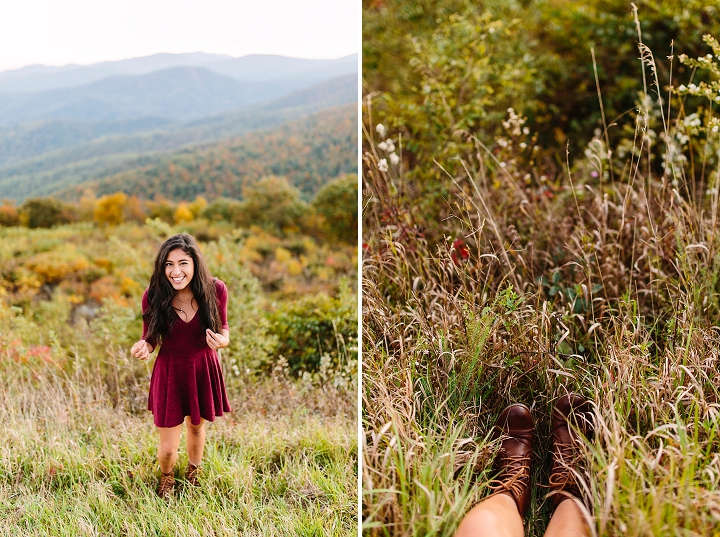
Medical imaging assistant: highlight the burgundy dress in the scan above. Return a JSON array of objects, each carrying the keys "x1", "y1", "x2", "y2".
[{"x1": 142, "y1": 278, "x2": 231, "y2": 427}]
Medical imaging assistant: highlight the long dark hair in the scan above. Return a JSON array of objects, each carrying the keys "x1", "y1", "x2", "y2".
[{"x1": 143, "y1": 233, "x2": 221, "y2": 344}]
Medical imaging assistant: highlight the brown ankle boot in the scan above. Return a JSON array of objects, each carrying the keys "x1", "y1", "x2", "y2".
[
  {"x1": 157, "y1": 472, "x2": 175, "y2": 499},
  {"x1": 488, "y1": 403, "x2": 534, "y2": 518},
  {"x1": 185, "y1": 464, "x2": 200, "y2": 486},
  {"x1": 549, "y1": 394, "x2": 593, "y2": 508}
]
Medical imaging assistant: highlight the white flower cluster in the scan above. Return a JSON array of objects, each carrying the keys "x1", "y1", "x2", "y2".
[
  {"x1": 683, "y1": 113, "x2": 702, "y2": 130},
  {"x1": 378, "y1": 138, "x2": 395, "y2": 152},
  {"x1": 375, "y1": 123, "x2": 400, "y2": 170},
  {"x1": 501, "y1": 107, "x2": 527, "y2": 137}
]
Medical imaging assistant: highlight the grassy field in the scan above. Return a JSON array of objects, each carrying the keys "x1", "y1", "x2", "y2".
[
  {"x1": 361, "y1": 35, "x2": 720, "y2": 537},
  {"x1": 0, "y1": 221, "x2": 358, "y2": 536},
  {"x1": 0, "y1": 361, "x2": 357, "y2": 536}
]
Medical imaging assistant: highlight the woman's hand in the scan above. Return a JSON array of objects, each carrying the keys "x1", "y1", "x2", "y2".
[
  {"x1": 131, "y1": 339, "x2": 152, "y2": 360},
  {"x1": 206, "y1": 329, "x2": 229, "y2": 350}
]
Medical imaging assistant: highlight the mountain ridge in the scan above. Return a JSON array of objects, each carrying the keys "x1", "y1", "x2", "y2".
[
  {"x1": 0, "y1": 53, "x2": 358, "y2": 93},
  {"x1": 0, "y1": 74, "x2": 356, "y2": 175}
]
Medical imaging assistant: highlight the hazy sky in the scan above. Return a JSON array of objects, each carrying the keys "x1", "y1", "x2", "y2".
[{"x1": 0, "y1": 0, "x2": 359, "y2": 71}]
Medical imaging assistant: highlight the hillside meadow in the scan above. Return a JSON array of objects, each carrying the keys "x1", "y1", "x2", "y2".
[
  {"x1": 363, "y1": 2, "x2": 720, "y2": 536},
  {"x1": 0, "y1": 197, "x2": 358, "y2": 535}
]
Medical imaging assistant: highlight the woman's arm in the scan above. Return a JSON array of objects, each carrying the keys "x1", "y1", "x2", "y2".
[{"x1": 207, "y1": 279, "x2": 230, "y2": 351}]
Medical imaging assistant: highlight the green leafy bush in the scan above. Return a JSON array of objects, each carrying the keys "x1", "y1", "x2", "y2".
[
  {"x1": 267, "y1": 280, "x2": 357, "y2": 376},
  {"x1": 236, "y1": 176, "x2": 309, "y2": 233},
  {"x1": 18, "y1": 198, "x2": 74, "y2": 229},
  {"x1": 312, "y1": 174, "x2": 358, "y2": 244}
]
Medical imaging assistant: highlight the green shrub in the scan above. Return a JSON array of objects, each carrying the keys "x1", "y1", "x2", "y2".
[
  {"x1": 236, "y1": 176, "x2": 309, "y2": 233},
  {"x1": 267, "y1": 280, "x2": 357, "y2": 376},
  {"x1": 200, "y1": 197, "x2": 244, "y2": 223},
  {"x1": 18, "y1": 198, "x2": 73, "y2": 229},
  {"x1": 312, "y1": 174, "x2": 358, "y2": 244}
]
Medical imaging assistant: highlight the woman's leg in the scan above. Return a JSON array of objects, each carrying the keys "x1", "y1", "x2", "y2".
[
  {"x1": 455, "y1": 493, "x2": 524, "y2": 537},
  {"x1": 157, "y1": 424, "x2": 183, "y2": 473},
  {"x1": 185, "y1": 416, "x2": 206, "y2": 466},
  {"x1": 544, "y1": 499, "x2": 590, "y2": 537}
]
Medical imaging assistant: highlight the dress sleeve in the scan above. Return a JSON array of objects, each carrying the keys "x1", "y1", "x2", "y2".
[
  {"x1": 216, "y1": 279, "x2": 229, "y2": 330},
  {"x1": 141, "y1": 288, "x2": 158, "y2": 350}
]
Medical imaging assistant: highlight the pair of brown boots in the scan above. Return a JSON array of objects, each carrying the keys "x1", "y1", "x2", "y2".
[
  {"x1": 157, "y1": 463, "x2": 200, "y2": 499},
  {"x1": 489, "y1": 394, "x2": 593, "y2": 518}
]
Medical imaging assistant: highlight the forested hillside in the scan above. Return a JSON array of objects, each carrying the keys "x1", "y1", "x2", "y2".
[
  {"x1": 0, "y1": 79, "x2": 357, "y2": 201},
  {"x1": 0, "y1": 103, "x2": 355, "y2": 202}
]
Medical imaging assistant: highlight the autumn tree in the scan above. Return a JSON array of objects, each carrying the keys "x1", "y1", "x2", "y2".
[
  {"x1": 145, "y1": 198, "x2": 175, "y2": 224},
  {"x1": 0, "y1": 199, "x2": 19, "y2": 226},
  {"x1": 237, "y1": 176, "x2": 309, "y2": 233},
  {"x1": 78, "y1": 189, "x2": 97, "y2": 222},
  {"x1": 201, "y1": 197, "x2": 243, "y2": 222},
  {"x1": 188, "y1": 196, "x2": 208, "y2": 218},
  {"x1": 312, "y1": 174, "x2": 358, "y2": 244},
  {"x1": 19, "y1": 198, "x2": 71, "y2": 228},
  {"x1": 174, "y1": 202, "x2": 194, "y2": 224},
  {"x1": 124, "y1": 196, "x2": 147, "y2": 223},
  {"x1": 94, "y1": 192, "x2": 127, "y2": 227}
]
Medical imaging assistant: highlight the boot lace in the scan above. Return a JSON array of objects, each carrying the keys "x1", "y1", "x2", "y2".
[
  {"x1": 549, "y1": 440, "x2": 578, "y2": 491},
  {"x1": 488, "y1": 450, "x2": 531, "y2": 505},
  {"x1": 157, "y1": 474, "x2": 175, "y2": 499},
  {"x1": 185, "y1": 464, "x2": 200, "y2": 486}
]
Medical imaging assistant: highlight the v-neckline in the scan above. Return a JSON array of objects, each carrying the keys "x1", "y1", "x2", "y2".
[
  {"x1": 173, "y1": 295, "x2": 197, "y2": 324},
  {"x1": 174, "y1": 309, "x2": 197, "y2": 324}
]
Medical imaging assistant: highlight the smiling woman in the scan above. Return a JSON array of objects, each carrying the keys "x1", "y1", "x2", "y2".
[{"x1": 130, "y1": 233, "x2": 231, "y2": 499}]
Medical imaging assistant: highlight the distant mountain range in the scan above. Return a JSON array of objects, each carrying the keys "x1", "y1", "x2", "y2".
[
  {"x1": 0, "y1": 53, "x2": 358, "y2": 93},
  {"x1": 0, "y1": 52, "x2": 358, "y2": 203},
  {"x1": 0, "y1": 54, "x2": 357, "y2": 125}
]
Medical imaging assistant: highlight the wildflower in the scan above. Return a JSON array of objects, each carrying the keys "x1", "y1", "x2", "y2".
[
  {"x1": 519, "y1": 142, "x2": 527, "y2": 149},
  {"x1": 713, "y1": 125, "x2": 719, "y2": 133},
  {"x1": 499, "y1": 162, "x2": 507, "y2": 168},
  {"x1": 378, "y1": 159, "x2": 389, "y2": 172},
  {"x1": 451, "y1": 238, "x2": 470, "y2": 265},
  {"x1": 389, "y1": 152, "x2": 400, "y2": 165},
  {"x1": 384, "y1": 139, "x2": 395, "y2": 152},
  {"x1": 376, "y1": 123, "x2": 386, "y2": 138},
  {"x1": 378, "y1": 141, "x2": 387, "y2": 151},
  {"x1": 678, "y1": 85, "x2": 687, "y2": 92},
  {"x1": 523, "y1": 127, "x2": 530, "y2": 135},
  {"x1": 591, "y1": 171, "x2": 599, "y2": 178}
]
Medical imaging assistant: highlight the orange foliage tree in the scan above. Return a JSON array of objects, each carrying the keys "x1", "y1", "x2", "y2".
[{"x1": 94, "y1": 192, "x2": 127, "y2": 227}]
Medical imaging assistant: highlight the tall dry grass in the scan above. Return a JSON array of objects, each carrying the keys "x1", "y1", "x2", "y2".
[{"x1": 0, "y1": 343, "x2": 357, "y2": 536}]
